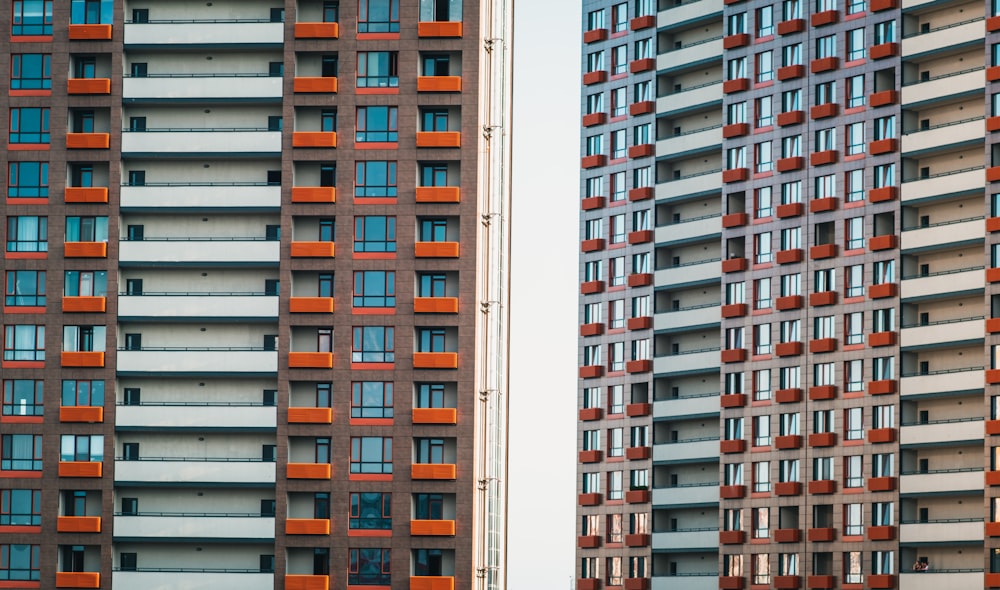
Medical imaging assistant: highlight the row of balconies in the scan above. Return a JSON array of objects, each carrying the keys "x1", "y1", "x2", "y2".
[
  {"x1": 48, "y1": 573, "x2": 459, "y2": 590},
  {"x1": 53, "y1": 405, "x2": 457, "y2": 427}
]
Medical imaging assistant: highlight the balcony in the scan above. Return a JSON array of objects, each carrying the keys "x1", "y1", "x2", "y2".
[
  {"x1": 288, "y1": 352, "x2": 334, "y2": 369},
  {"x1": 900, "y1": 520, "x2": 983, "y2": 543},
  {"x1": 654, "y1": 259, "x2": 721, "y2": 289},
  {"x1": 901, "y1": 368, "x2": 983, "y2": 397},
  {"x1": 902, "y1": 68, "x2": 985, "y2": 108},
  {"x1": 294, "y1": 22, "x2": 339, "y2": 38},
  {"x1": 120, "y1": 184, "x2": 280, "y2": 211},
  {"x1": 902, "y1": 218, "x2": 984, "y2": 252},
  {"x1": 114, "y1": 459, "x2": 275, "y2": 485},
  {"x1": 417, "y1": 76, "x2": 462, "y2": 92},
  {"x1": 900, "y1": 318, "x2": 983, "y2": 349},
  {"x1": 651, "y1": 575, "x2": 717, "y2": 590},
  {"x1": 113, "y1": 514, "x2": 275, "y2": 541},
  {"x1": 57, "y1": 516, "x2": 102, "y2": 533},
  {"x1": 653, "y1": 438, "x2": 718, "y2": 463},
  {"x1": 285, "y1": 575, "x2": 329, "y2": 590},
  {"x1": 657, "y1": 0, "x2": 723, "y2": 30},
  {"x1": 111, "y1": 572, "x2": 273, "y2": 590},
  {"x1": 901, "y1": 19, "x2": 985, "y2": 60},
  {"x1": 123, "y1": 75, "x2": 282, "y2": 102},
  {"x1": 902, "y1": 167, "x2": 983, "y2": 204},
  {"x1": 657, "y1": 38, "x2": 723, "y2": 73},
  {"x1": 115, "y1": 404, "x2": 276, "y2": 430},
  {"x1": 899, "y1": 573, "x2": 982, "y2": 590},
  {"x1": 653, "y1": 394, "x2": 719, "y2": 419},
  {"x1": 651, "y1": 529, "x2": 718, "y2": 550},
  {"x1": 901, "y1": 267, "x2": 984, "y2": 301},
  {"x1": 652, "y1": 483, "x2": 719, "y2": 508},
  {"x1": 657, "y1": 126, "x2": 722, "y2": 160},
  {"x1": 655, "y1": 169, "x2": 723, "y2": 201},
  {"x1": 118, "y1": 295, "x2": 278, "y2": 320},
  {"x1": 900, "y1": 468, "x2": 983, "y2": 494},
  {"x1": 411, "y1": 519, "x2": 457, "y2": 536},
  {"x1": 412, "y1": 463, "x2": 457, "y2": 480},
  {"x1": 654, "y1": 348, "x2": 721, "y2": 376},
  {"x1": 117, "y1": 349, "x2": 278, "y2": 376},
  {"x1": 902, "y1": 118, "x2": 984, "y2": 157},
  {"x1": 122, "y1": 130, "x2": 281, "y2": 156},
  {"x1": 124, "y1": 20, "x2": 283, "y2": 46},
  {"x1": 654, "y1": 304, "x2": 720, "y2": 333},
  {"x1": 657, "y1": 82, "x2": 723, "y2": 118},
  {"x1": 900, "y1": 419, "x2": 983, "y2": 446},
  {"x1": 65, "y1": 187, "x2": 109, "y2": 203},
  {"x1": 56, "y1": 572, "x2": 100, "y2": 588},
  {"x1": 118, "y1": 239, "x2": 279, "y2": 266},
  {"x1": 411, "y1": 577, "x2": 454, "y2": 590}
]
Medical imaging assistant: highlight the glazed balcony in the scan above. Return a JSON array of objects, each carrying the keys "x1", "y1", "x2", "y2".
[
  {"x1": 657, "y1": 37, "x2": 723, "y2": 73},
  {"x1": 901, "y1": 217, "x2": 984, "y2": 252},
  {"x1": 123, "y1": 75, "x2": 282, "y2": 102},
  {"x1": 902, "y1": 68, "x2": 984, "y2": 108},
  {"x1": 118, "y1": 294, "x2": 278, "y2": 320},
  {"x1": 900, "y1": 317, "x2": 983, "y2": 349},
  {"x1": 901, "y1": 18, "x2": 984, "y2": 60},
  {"x1": 655, "y1": 169, "x2": 723, "y2": 201},
  {"x1": 657, "y1": 0, "x2": 723, "y2": 30},
  {"x1": 653, "y1": 393, "x2": 719, "y2": 420},
  {"x1": 657, "y1": 126, "x2": 722, "y2": 160},
  {"x1": 113, "y1": 514, "x2": 275, "y2": 541},
  {"x1": 901, "y1": 266, "x2": 984, "y2": 301},
  {"x1": 120, "y1": 184, "x2": 280, "y2": 211},
  {"x1": 111, "y1": 572, "x2": 273, "y2": 590},
  {"x1": 902, "y1": 118, "x2": 983, "y2": 157},
  {"x1": 118, "y1": 239, "x2": 279, "y2": 266},
  {"x1": 121, "y1": 130, "x2": 281, "y2": 156},
  {"x1": 902, "y1": 167, "x2": 983, "y2": 203},
  {"x1": 899, "y1": 468, "x2": 983, "y2": 494},
  {"x1": 654, "y1": 303, "x2": 720, "y2": 333},
  {"x1": 652, "y1": 482, "x2": 719, "y2": 508},
  {"x1": 654, "y1": 348, "x2": 721, "y2": 376},
  {"x1": 652, "y1": 528, "x2": 718, "y2": 550},
  {"x1": 654, "y1": 258, "x2": 721, "y2": 289},
  {"x1": 657, "y1": 82, "x2": 723, "y2": 118},
  {"x1": 115, "y1": 404, "x2": 276, "y2": 430},
  {"x1": 900, "y1": 368, "x2": 983, "y2": 397},
  {"x1": 653, "y1": 438, "x2": 719, "y2": 463},
  {"x1": 114, "y1": 459, "x2": 276, "y2": 485},
  {"x1": 651, "y1": 575, "x2": 717, "y2": 590},
  {"x1": 900, "y1": 418, "x2": 983, "y2": 446},
  {"x1": 116, "y1": 349, "x2": 278, "y2": 376},
  {"x1": 123, "y1": 21, "x2": 283, "y2": 47},
  {"x1": 900, "y1": 520, "x2": 984, "y2": 543}
]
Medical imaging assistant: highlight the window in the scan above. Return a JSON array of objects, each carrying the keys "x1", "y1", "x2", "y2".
[
  {"x1": 608, "y1": 427, "x2": 624, "y2": 457},
  {"x1": 357, "y1": 51, "x2": 398, "y2": 87},
  {"x1": 780, "y1": 413, "x2": 799, "y2": 436},
  {"x1": 2, "y1": 381, "x2": 42, "y2": 417},
  {"x1": 754, "y1": 415, "x2": 771, "y2": 446},
  {"x1": 844, "y1": 551, "x2": 862, "y2": 584},
  {"x1": 582, "y1": 430, "x2": 600, "y2": 452},
  {"x1": 608, "y1": 385, "x2": 624, "y2": 414},
  {"x1": 358, "y1": 0, "x2": 399, "y2": 32},
  {"x1": 60, "y1": 435, "x2": 103, "y2": 462},
  {"x1": 873, "y1": 308, "x2": 894, "y2": 332},
  {"x1": 814, "y1": 316, "x2": 835, "y2": 340},
  {"x1": 415, "y1": 493, "x2": 445, "y2": 524},
  {"x1": 874, "y1": 356, "x2": 894, "y2": 380},
  {"x1": 5, "y1": 216, "x2": 46, "y2": 254},
  {"x1": 587, "y1": 8, "x2": 606, "y2": 29},
  {"x1": 7, "y1": 162, "x2": 48, "y2": 199},
  {"x1": 755, "y1": 141, "x2": 772, "y2": 173},
  {"x1": 12, "y1": 1, "x2": 52, "y2": 35},
  {"x1": 874, "y1": 260, "x2": 894, "y2": 284},
  {"x1": 355, "y1": 161, "x2": 397, "y2": 197},
  {"x1": 754, "y1": 323, "x2": 771, "y2": 355},
  {"x1": 754, "y1": 369, "x2": 771, "y2": 401},
  {"x1": 815, "y1": 128, "x2": 835, "y2": 153},
  {"x1": 419, "y1": 0, "x2": 461, "y2": 21},
  {"x1": 725, "y1": 462, "x2": 744, "y2": 486},
  {"x1": 875, "y1": 20, "x2": 895, "y2": 44},
  {"x1": 727, "y1": 146, "x2": 747, "y2": 170},
  {"x1": 606, "y1": 557, "x2": 623, "y2": 586},
  {"x1": 780, "y1": 319, "x2": 800, "y2": 344},
  {"x1": 586, "y1": 134, "x2": 604, "y2": 157},
  {"x1": 756, "y1": 51, "x2": 773, "y2": 83},
  {"x1": 845, "y1": 217, "x2": 863, "y2": 250},
  {"x1": 421, "y1": 109, "x2": 450, "y2": 133},
  {"x1": 0, "y1": 544, "x2": 40, "y2": 580},
  {"x1": 634, "y1": 38, "x2": 652, "y2": 60},
  {"x1": 581, "y1": 557, "x2": 599, "y2": 579},
  {"x1": 782, "y1": 89, "x2": 801, "y2": 113},
  {"x1": 9, "y1": 108, "x2": 49, "y2": 144},
  {"x1": 611, "y1": 45, "x2": 627, "y2": 75},
  {"x1": 65, "y1": 217, "x2": 107, "y2": 243},
  {"x1": 845, "y1": 169, "x2": 863, "y2": 203},
  {"x1": 725, "y1": 372, "x2": 744, "y2": 395},
  {"x1": 814, "y1": 409, "x2": 834, "y2": 434},
  {"x1": 845, "y1": 456, "x2": 863, "y2": 489},
  {"x1": 873, "y1": 502, "x2": 894, "y2": 526},
  {"x1": 872, "y1": 163, "x2": 894, "y2": 187},
  {"x1": 587, "y1": 51, "x2": 605, "y2": 73},
  {"x1": 815, "y1": 268, "x2": 835, "y2": 292},
  {"x1": 846, "y1": 29, "x2": 865, "y2": 61},
  {"x1": 422, "y1": 53, "x2": 451, "y2": 77},
  {"x1": 635, "y1": 0, "x2": 654, "y2": 17},
  {"x1": 62, "y1": 326, "x2": 104, "y2": 352},
  {"x1": 0, "y1": 490, "x2": 40, "y2": 525},
  {"x1": 608, "y1": 341, "x2": 625, "y2": 372},
  {"x1": 586, "y1": 93, "x2": 604, "y2": 116},
  {"x1": 726, "y1": 327, "x2": 745, "y2": 350},
  {"x1": 611, "y1": 2, "x2": 628, "y2": 32},
  {"x1": 633, "y1": 123, "x2": 651, "y2": 146},
  {"x1": 356, "y1": 107, "x2": 398, "y2": 143},
  {"x1": 5, "y1": 271, "x2": 45, "y2": 306},
  {"x1": 609, "y1": 257, "x2": 626, "y2": 287},
  {"x1": 729, "y1": 12, "x2": 747, "y2": 34},
  {"x1": 353, "y1": 271, "x2": 395, "y2": 308},
  {"x1": 779, "y1": 459, "x2": 799, "y2": 482},
  {"x1": 844, "y1": 312, "x2": 863, "y2": 345},
  {"x1": 753, "y1": 461, "x2": 770, "y2": 492},
  {"x1": 844, "y1": 502, "x2": 863, "y2": 535},
  {"x1": 872, "y1": 551, "x2": 893, "y2": 576},
  {"x1": 780, "y1": 273, "x2": 800, "y2": 296},
  {"x1": 611, "y1": 172, "x2": 626, "y2": 202},
  {"x1": 349, "y1": 548, "x2": 391, "y2": 585},
  {"x1": 815, "y1": 34, "x2": 835, "y2": 58},
  {"x1": 727, "y1": 282, "x2": 746, "y2": 304},
  {"x1": 781, "y1": 227, "x2": 800, "y2": 250},
  {"x1": 10, "y1": 55, "x2": 50, "y2": 90},
  {"x1": 782, "y1": 43, "x2": 802, "y2": 66},
  {"x1": 729, "y1": 102, "x2": 747, "y2": 126},
  {"x1": 845, "y1": 408, "x2": 863, "y2": 440},
  {"x1": 611, "y1": 130, "x2": 626, "y2": 159},
  {"x1": 756, "y1": 5, "x2": 774, "y2": 36},
  {"x1": 845, "y1": 75, "x2": 864, "y2": 109},
  {"x1": 755, "y1": 232, "x2": 772, "y2": 263},
  {"x1": 70, "y1": 0, "x2": 111, "y2": 23},
  {"x1": 3, "y1": 326, "x2": 44, "y2": 361},
  {"x1": 607, "y1": 471, "x2": 623, "y2": 500},
  {"x1": 845, "y1": 360, "x2": 863, "y2": 392},
  {"x1": 781, "y1": 135, "x2": 801, "y2": 159},
  {"x1": 813, "y1": 457, "x2": 833, "y2": 482},
  {"x1": 781, "y1": 180, "x2": 801, "y2": 204},
  {"x1": 633, "y1": 80, "x2": 651, "y2": 102},
  {"x1": 352, "y1": 382, "x2": 392, "y2": 419},
  {"x1": 354, "y1": 217, "x2": 396, "y2": 252},
  {"x1": 845, "y1": 123, "x2": 864, "y2": 156},
  {"x1": 350, "y1": 437, "x2": 392, "y2": 473},
  {"x1": 61, "y1": 380, "x2": 103, "y2": 410},
  {"x1": 725, "y1": 418, "x2": 744, "y2": 442},
  {"x1": 352, "y1": 327, "x2": 394, "y2": 363},
  {"x1": 728, "y1": 56, "x2": 748, "y2": 81}
]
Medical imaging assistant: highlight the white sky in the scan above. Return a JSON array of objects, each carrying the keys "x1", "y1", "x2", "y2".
[{"x1": 508, "y1": 0, "x2": 582, "y2": 588}]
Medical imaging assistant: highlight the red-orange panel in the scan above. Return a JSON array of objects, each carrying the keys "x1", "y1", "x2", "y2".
[{"x1": 294, "y1": 22, "x2": 339, "y2": 38}]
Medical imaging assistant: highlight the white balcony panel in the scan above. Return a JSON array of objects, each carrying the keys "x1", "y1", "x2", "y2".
[
  {"x1": 118, "y1": 295, "x2": 278, "y2": 320},
  {"x1": 654, "y1": 439, "x2": 718, "y2": 463},
  {"x1": 122, "y1": 131, "x2": 281, "y2": 155},
  {"x1": 901, "y1": 269, "x2": 984, "y2": 300},
  {"x1": 654, "y1": 305, "x2": 720, "y2": 332},
  {"x1": 657, "y1": 39, "x2": 723, "y2": 72},
  {"x1": 117, "y1": 350, "x2": 278, "y2": 375},
  {"x1": 120, "y1": 185, "x2": 281, "y2": 210},
  {"x1": 652, "y1": 530, "x2": 718, "y2": 550},
  {"x1": 902, "y1": 168, "x2": 983, "y2": 203},
  {"x1": 902, "y1": 119, "x2": 984, "y2": 156},
  {"x1": 652, "y1": 576, "x2": 717, "y2": 590},
  {"x1": 658, "y1": 0, "x2": 722, "y2": 28},
  {"x1": 656, "y1": 216, "x2": 722, "y2": 246},
  {"x1": 112, "y1": 572, "x2": 274, "y2": 590},
  {"x1": 115, "y1": 405, "x2": 277, "y2": 430},
  {"x1": 901, "y1": 420, "x2": 983, "y2": 446},
  {"x1": 124, "y1": 22, "x2": 283, "y2": 46},
  {"x1": 654, "y1": 395, "x2": 720, "y2": 419},
  {"x1": 123, "y1": 76, "x2": 282, "y2": 101},
  {"x1": 901, "y1": 319, "x2": 984, "y2": 349},
  {"x1": 653, "y1": 484, "x2": 718, "y2": 507},
  {"x1": 901, "y1": 370, "x2": 983, "y2": 397},
  {"x1": 897, "y1": 573, "x2": 982, "y2": 590},
  {"x1": 900, "y1": 521, "x2": 983, "y2": 543},
  {"x1": 114, "y1": 515, "x2": 275, "y2": 540},
  {"x1": 114, "y1": 460, "x2": 276, "y2": 484},
  {"x1": 902, "y1": 21, "x2": 984, "y2": 59},
  {"x1": 118, "y1": 240, "x2": 279, "y2": 265},
  {"x1": 902, "y1": 219, "x2": 984, "y2": 252},
  {"x1": 902, "y1": 69, "x2": 985, "y2": 107},
  {"x1": 656, "y1": 171, "x2": 722, "y2": 201},
  {"x1": 654, "y1": 350, "x2": 719, "y2": 376},
  {"x1": 657, "y1": 83, "x2": 723, "y2": 117},
  {"x1": 655, "y1": 260, "x2": 720, "y2": 288},
  {"x1": 657, "y1": 127, "x2": 722, "y2": 159},
  {"x1": 900, "y1": 470, "x2": 983, "y2": 494}
]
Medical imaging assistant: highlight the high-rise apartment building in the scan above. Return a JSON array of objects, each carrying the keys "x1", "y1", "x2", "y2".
[
  {"x1": 0, "y1": 1, "x2": 512, "y2": 589},
  {"x1": 578, "y1": 0, "x2": 1000, "y2": 588}
]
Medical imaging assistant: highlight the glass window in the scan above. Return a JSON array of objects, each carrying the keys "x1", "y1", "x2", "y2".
[
  {"x1": 354, "y1": 216, "x2": 396, "y2": 252},
  {"x1": 7, "y1": 163, "x2": 48, "y2": 199},
  {"x1": 12, "y1": 0, "x2": 52, "y2": 35},
  {"x1": 356, "y1": 106, "x2": 398, "y2": 143},
  {"x1": 349, "y1": 547, "x2": 391, "y2": 585},
  {"x1": 70, "y1": 0, "x2": 111, "y2": 23},
  {"x1": 5, "y1": 271, "x2": 45, "y2": 306},
  {"x1": 353, "y1": 271, "x2": 395, "y2": 308},
  {"x1": 61, "y1": 380, "x2": 103, "y2": 407},
  {"x1": 59, "y1": 434, "x2": 103, "y2": 461},
  {"x1": 355, "y1": 161, "x2": 397, "y2": 197},
  {"x1": 0, "y1": 490, "x2": 41, "y2": 525},
  {"x1": 350, "y1": 437, "x2": 392, "y2": 473},
  {"x1": 0, "y1": 544, "x2": 40, "y2": 580},
  {"x1": 352, "y1": 326, "x2": 395, "y2": 363},
  {"x1": 10, "y1": 55, "x2": 50, "y2": 90},
  {"x1": 357, "y1": 51, "x2": 398, "y2": 87},
  {"x1": 65, "y1": 217, "x2": 107, "y2": 243},
  {"x1": 350, "y1": 492, "x2": 391, "y2": 530},
  {"x1": 352, "y1": 382, "x2": 392, "y2": 419},
  {"x1": 2, "y1": 380, "x2": 43, "y2": 416},
  {"x1": 358, "y1": 0, "x2": 399, "y2": 32},
  {"x1": 419, "y1": 0, "x2": 461, "y2": 21},
  {"x1": 846, "y1": 29, "x2": 865, "y2": 61},
  {"x1": 9, "y1": 108, "x2": 49, "y2": 144},
  {"x1": 756, "y1": 6, "x2": 773, "y2": 36},
  {"x1": 3, "y1": 325, "x2": 44, "y2": 361}
]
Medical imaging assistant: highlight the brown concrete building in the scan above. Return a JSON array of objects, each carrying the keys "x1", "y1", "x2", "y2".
[
  {"x1": 578, "y1": 0, "x2": 1000, "y2": 588},
  {"x1": 0, "y1": 1, "x2": 512, "y2": 589}
]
